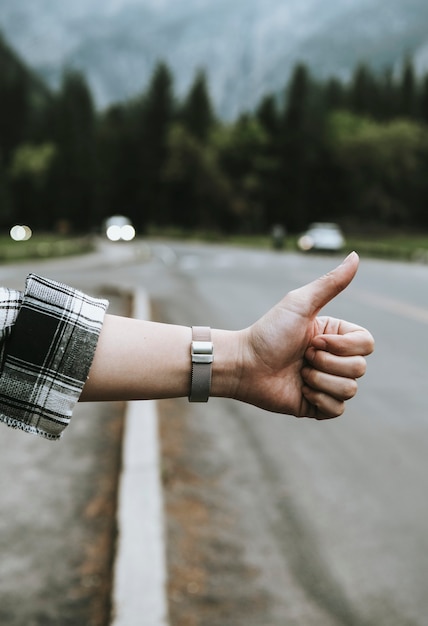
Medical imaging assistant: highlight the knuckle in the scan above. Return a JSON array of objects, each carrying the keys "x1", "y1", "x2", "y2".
[
  {"x1": 354, "y1": 357, "x2": 367, "y2": 378},
  {"x1": 336, "y1": 403, "x2": 346, "y2": 417},
  {"x1": 302, "y1": 366, "x2": 317, "y2": 386},
  {"x1": 312, "y1": 350, "x2": 329, "y2": 369},
  {"x1": 343, "y1": 379, "x2": 358, "y2": 400},
  {"x1": 366, "y1": 333, "x2": 375, "y2": 355}
]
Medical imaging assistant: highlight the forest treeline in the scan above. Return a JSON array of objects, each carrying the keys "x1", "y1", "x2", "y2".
[{"x1": 1, "y1": 34, "x2": 428, "y2": 235}]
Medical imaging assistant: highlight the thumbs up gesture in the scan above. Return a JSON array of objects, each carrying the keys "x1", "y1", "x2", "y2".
[{"x1": 232, "y1": 252, "x2": 374, "y2": 419}]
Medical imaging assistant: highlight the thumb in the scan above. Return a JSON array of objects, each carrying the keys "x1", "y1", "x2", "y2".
[{"x1": 292, "y1": 252, "x2": 359, "y2": 317}]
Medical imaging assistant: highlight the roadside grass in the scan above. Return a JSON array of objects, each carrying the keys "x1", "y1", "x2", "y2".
[
  {"x1": 147, "y1": 226, "x2": 428, "y2": 263},
  {"x1": 344, "y1": 234, "x2": 428, "y2": 262},
  {"x1": 0, "y1": 234, "x2": 95, "y2": 263},
  {"x1": 1, "y1": 229, "x2": 428, "y2": 264}
]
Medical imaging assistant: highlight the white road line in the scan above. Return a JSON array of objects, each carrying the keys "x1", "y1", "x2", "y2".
[{"x1": 111, "y1": 290, "x2": 169, "y2": 626}]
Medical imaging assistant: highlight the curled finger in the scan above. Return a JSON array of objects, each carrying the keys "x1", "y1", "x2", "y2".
[
  {"x1": 311, "y1": 327, "x2": 375, "y2": 357},
  {"x1": 305, "y1": 347, "x2": 367, "y2": 379},
  {"x1": 301, "y1": 385, "x2": 346, "y2": 420},
  {"x1": 302, "y1": 366, "x2": 358, "y2": 401}
]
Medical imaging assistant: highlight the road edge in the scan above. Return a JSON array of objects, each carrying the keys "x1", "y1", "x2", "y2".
[{"x1": 111, "y1": 289, "x2": 169, "y2": 626}]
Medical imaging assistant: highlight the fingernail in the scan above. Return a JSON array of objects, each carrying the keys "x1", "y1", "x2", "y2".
[{"x1": 341, "y1": 251, "x2": 358, "y2": 265}]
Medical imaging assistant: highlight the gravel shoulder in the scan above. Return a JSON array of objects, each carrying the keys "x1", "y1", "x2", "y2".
[{"x1": 159, "y1": 398, "x2": 273, "y2": 626}]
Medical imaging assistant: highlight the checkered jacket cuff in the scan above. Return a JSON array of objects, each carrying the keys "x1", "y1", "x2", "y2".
[{"x1": 0, "y1": 274, "x2": 109, "y2": 440}]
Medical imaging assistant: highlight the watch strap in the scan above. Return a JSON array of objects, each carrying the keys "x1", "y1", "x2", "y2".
[{"x1": 189, "y1": 326, "x2": 213, "y2": 402}]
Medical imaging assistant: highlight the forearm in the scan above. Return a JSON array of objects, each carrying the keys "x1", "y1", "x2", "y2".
[
  {"x1": 0, "y1": 256, "x2": 373, "y2": 439},
  {"x1": 80, "y1": 314, "x2": 242, "y2": 402}
]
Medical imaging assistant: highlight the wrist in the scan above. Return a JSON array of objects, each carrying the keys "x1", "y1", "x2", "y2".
[{"x1": 210, "y1": 329, "x2": 244, "y2": 400}]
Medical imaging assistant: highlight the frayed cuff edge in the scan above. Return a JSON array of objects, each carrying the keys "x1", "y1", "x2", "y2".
[{"x1": 0, "y1": 415, "x2": 62, "y2": 440}]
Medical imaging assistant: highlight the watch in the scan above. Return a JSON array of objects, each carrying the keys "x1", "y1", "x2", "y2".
[{"x1": 189, "y1": 326, "x2": 213, "y2": 402}]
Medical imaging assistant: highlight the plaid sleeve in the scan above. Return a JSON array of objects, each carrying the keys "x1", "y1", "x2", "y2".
[{"x1": 0, "y1": 274, "x2": 109, "y2": 440}]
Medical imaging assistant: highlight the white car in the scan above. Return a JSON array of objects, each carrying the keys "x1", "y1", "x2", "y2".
[{"x1": 298, "y1": 222, "x2": 345, "y2": 252}]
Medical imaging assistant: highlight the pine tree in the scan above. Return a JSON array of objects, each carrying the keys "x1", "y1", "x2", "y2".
[
  {"x1": 399, "y1": 55, "x2": 418, "y2": 119},
  {"x1": 256, "y1": 94, "x2": 280, "y2": 137},
  {"x1": 421, "y1": 73, "x2": 428, "y2": 124},
  {"x1": 52, "y1": 70, "x2": 97, "y2": 231},
  {"x1": 96, "y1": 104, "x2": 137, "y2": 226},
  {"x1": 180, "y1": 70, "x2": 215, "y2": 142},
  {"x1": 378, "y1": 67, "x2": 398, "y2": 121},
  {"x1": 139, "y1": 62, "x2": 175, "y2": 229},
  {"x1": 280, "y1": 63, "x2": 313, "y2": 230},
  {"x1": 0, "y1": 43, "x2": 30, "y2": 163},
  {"x1": 349, "y1": 63, "x2": 377, "y2": 117}
]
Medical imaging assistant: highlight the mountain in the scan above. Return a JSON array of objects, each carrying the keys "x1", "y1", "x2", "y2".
[{"x1": 1, "y1": 0, "x2": 428, "y2": 119}]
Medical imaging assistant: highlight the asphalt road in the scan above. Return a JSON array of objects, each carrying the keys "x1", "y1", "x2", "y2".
[
  {"x1": 135, "y1": 241, "x2": 428, "y2": 626},
  {"x1": 1, "y1": 240, "x2": 427, "y2": 625}
]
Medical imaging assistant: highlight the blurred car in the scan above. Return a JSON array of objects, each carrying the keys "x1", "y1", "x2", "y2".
[
  {"x1": 104, "y1": 215, "x2": 136, "y2": 241},
  {"x1": 297, "y1": 222, "x2": 345, "y2": 252}
]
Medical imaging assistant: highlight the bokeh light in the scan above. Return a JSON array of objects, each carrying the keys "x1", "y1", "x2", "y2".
[{"x1": 10, "y1": 225, "x2": 32, "y2": 241}]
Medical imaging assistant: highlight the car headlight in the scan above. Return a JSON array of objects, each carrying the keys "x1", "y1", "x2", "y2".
[
  {"x1": 298, "y1": 235, "x2": 314, "y2": 251},
  {"x1": 120, "y1": 224, "x2": 135, "y2": 241}
]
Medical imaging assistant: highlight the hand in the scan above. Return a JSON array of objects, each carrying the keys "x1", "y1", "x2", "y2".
[{"x1": 235, "y1": 252, "x2": 374, "y2": 419}]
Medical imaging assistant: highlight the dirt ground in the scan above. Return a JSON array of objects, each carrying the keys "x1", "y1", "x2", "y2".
[
  {"x1": 159, "y1": 398, "x2": 272, "y2": 626},
  {"x1": 67, "y1": 403, "x2": 125, "y2": 626}
]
